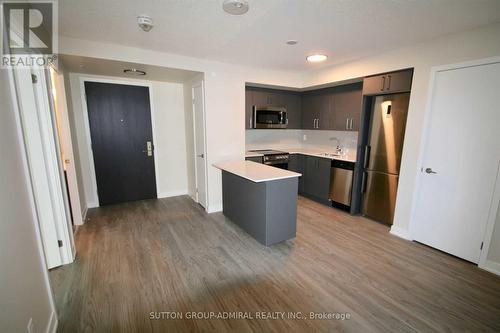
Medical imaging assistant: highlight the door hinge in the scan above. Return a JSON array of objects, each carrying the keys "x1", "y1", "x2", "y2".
[
  {"x1": 31, "y1": 74, "x2": 38, "y2": 84},
  {"x1": 480, "y1": 242, "x2": 484, "y2": 250},
  {"x1": 58, "y1": 240, "x2": 63, "y2": 248}
]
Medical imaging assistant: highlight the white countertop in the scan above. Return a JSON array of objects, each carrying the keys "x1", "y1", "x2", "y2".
[
  {"x1": 245, "y1": 148, "x2": 356, "y2": 163},
  {"x1": 213, "y1": 160, "x2": 301, "y2": 183},
  {"x1": 245, "y1": 151, "x2": 264, "y2": 158}
]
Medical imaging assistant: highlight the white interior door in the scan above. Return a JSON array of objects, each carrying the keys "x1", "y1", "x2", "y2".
[
  {"x1": 49, "y1": 68, "x2": 83, "y2": 227},
  {"x1": 14, "y1": 68, "x2": 62, "y2": 268},
  {"x1": 13, "y1": 67, "x2": 75, "y2": 268},
  {"x1": 412, "y1": 60, "x2": 500, "y2": 263},
  {"x1": 193, "y1": 82, "x2": 207, "y2": 209}
]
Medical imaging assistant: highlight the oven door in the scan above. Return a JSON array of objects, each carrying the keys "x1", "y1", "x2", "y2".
[
  {"x1": 253, "y1": 107, "x2": 287, "y2": 129},
  {"x1": 263, "y1": 160, "x2": 289, "y2": 170}
]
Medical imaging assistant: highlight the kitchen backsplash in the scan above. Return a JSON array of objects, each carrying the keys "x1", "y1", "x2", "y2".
[{"x1": 246, "y1": 129, "x2": 358, "y2": 156}]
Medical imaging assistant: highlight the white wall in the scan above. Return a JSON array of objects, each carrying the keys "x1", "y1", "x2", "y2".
[
  {"x1": 151, "y1": 81, "x2": 188, "y2": 198},
  {"x1": 66, "y1": 73, "x2": 189, "y2": 208},
  {"x1": 59, "y1": 36, "x2": 304, "y2": 213},
  {"x1": 302, "y1": 22, "x2": 500, "y2": 241},
  {"x1": 0, "y1": 69, "x2": 56, "y2": 332}
]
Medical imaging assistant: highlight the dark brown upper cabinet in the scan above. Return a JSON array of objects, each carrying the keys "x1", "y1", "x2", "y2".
[
  {"x1": 301, "y1": 90, "x2": 332, "y2": 130},
  {"x1": 330, "y1": 83, "x2": 363, "y2": 131},
  {"x1": 246, "y1": 69, "x2": 411, "y2": 131},
  {"x1": 284, "y1": 93, "x2": 302, "y2": 129},
  {"x1": 363, "y1": 69, "x2": 413, "y2": 96}
]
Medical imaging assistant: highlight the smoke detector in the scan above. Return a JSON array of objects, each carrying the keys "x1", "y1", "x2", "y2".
[
  {"x1": 223, "y1": 0, "x2": 249, "y2": 15},
  {"x1": 137, "y1": 15, "x2": 153, "y2": 32}
]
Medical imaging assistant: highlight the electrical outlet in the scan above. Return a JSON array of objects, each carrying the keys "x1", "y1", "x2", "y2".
[
  {"x1": 27, "y1": 318, "x2": 33, "y2": 333},
  {"x1": 303, "y1": 134, "x2": 307, "y2": 141}
]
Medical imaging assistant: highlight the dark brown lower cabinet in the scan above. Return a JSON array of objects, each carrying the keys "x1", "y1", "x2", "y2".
[{"x1": 289, "y1": 154, "x2": 331, "y2": 204}]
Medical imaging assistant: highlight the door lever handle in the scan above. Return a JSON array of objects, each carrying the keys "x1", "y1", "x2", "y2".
[
  {"x1": 425, "y1": 168, "x2": 437, "y2": 174},
  {"x1": 197, "y1": 153, "x2": 204, "y2": 158}
]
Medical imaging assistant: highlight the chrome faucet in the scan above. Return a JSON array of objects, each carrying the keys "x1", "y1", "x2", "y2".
[{"x1": 329, "y1": 137, "x2": 342, "y2": 153}]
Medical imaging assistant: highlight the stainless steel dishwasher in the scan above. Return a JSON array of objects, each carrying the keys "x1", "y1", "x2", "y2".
[{"x1": 329, "y1": 160, "x2": 355, "y2": 208}]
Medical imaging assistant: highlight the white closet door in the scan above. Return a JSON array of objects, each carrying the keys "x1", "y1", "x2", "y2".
[{"x1": 412, "y1": 61, "x2": 500, "y2": 263}]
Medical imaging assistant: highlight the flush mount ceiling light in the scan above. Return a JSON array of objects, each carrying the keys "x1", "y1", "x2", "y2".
[
  {"x1": 137, "y1": 15, "x2": 154, "y2": 32},
  {"x1": 306, "y1": 54, "x2": 328, "y2": 63},
  {"x1": 223, "y1": 0, "x2": 249, "y2": 15},
  {"x1": 124, "y1": 69, "x2": 146, "y2": 76},
  {"x1": 286, "y1": 40, "x2": 298, "y2": 45}
]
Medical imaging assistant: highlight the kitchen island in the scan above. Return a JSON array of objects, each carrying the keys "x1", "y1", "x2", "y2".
[{"x1": 213, "y1": 160, "x2": 301, "y2": 246}]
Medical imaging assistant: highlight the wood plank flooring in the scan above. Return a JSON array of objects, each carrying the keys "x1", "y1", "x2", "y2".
[{"x1": 50, "y1": 196, "x2": 500, "y2": 333}]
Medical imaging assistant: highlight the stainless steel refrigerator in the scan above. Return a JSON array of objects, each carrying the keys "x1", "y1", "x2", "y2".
[{"x1": 362, "y1": 93, "x2": 410, "y2": 225}]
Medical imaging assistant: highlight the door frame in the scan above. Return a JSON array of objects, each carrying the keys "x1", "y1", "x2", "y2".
[
  {"x1": 408, "y1": 56, "x2": 500, "y2": 273},
  {"x1": 12, "y1": 66, "x2": 75, "y2": 267},
  {"x1": 192, "y1": 80, "x2": 209, "y2": 210},
  {"x1": 7, "y1": 65, "x2": 59, "y2": 327},
  {"x1": 78, "y1": 76, "x2": 160, "y2": 207}
]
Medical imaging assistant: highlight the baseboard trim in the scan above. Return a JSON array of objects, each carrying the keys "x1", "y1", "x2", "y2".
[
  {"x1": 390, "y1": 225, "x2": 413, "y2": 241},
  {"x1": 46, "y1": 310, "x2": 57, "y2": 333},
  {"x1": 81, "y1": 206, "x2": 88, "y2": 224},
  {"x1": 87, "y1": 201, "x2": 99, "y2": 209},
  {"x1": 481, "y1": 260, "x2": 500, "y2": 276},
  {"x1": 207, "y1": 203, "x2": 223, "y2": 214},
  {"x1": 157, "y1": 190, "x2": 188, "y2": 199}
]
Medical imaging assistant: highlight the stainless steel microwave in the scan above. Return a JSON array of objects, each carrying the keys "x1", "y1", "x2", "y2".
[{"x1": 252, "y1": 106, "x2": 287, "y2": 129}]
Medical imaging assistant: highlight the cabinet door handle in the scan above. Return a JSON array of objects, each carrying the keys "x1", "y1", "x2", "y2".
[
  {"x1": 381, "y1": 76, "x2": 386, "y2": 91},
  {"x1": 387, "y1": 75, "x2": 392, "y2": 90},
  {"x1": 317, "y1": 118, "x2": 320, "y2": 129},
  {"x1": 346, "y1": 118, "x2": 349, "y2": 130},
  {"x1": 350, "y1": 118, "x2": 354, "y2": 130}
]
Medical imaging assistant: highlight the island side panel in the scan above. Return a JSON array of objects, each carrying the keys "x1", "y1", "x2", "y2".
[
  {"x1": 221, "y1": 171, "x2": 267, "y2": 244},
  {"x1": 265, "y1": 177, "x2": 298, "y2": 245}
]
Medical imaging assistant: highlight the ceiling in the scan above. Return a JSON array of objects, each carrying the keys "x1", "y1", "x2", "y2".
[
  {"x1": 60, "y1": 55, "x2": 200, "y2": 83},
  {"x1": 59, "y1": 0, "x2": 500, "y2": 72}
]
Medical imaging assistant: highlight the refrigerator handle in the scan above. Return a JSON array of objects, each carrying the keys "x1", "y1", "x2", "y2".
[
  {"x1": 362, "y1": 172, "x2": 368, "y2": 193},
  {"x1": 364, "y1": 145, "x2": 371, "y2": 169}
]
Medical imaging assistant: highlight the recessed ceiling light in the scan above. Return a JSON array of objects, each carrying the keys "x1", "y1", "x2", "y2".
[
  {"x1": 286, "y1": 40, "x2": 298, "y2": 45},
  {"x1": 223, "y1": 0, "x2": 249, "y2": 15},
  {"x1": 124, "y1": 69, "x2": 146, "y2": 76},
  {"x1": 306, "y1": 54, "x2": 328, "y2": 63}
]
